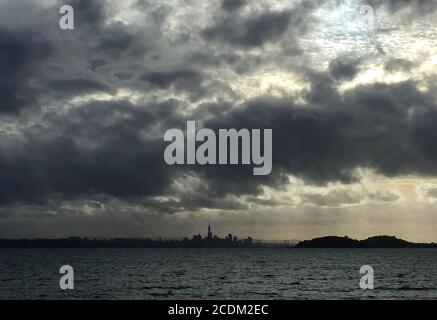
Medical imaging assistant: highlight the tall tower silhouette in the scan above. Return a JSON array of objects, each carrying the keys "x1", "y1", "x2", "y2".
[{"x1": 207, "y1": 217, "x2": 212, "y2": 240}]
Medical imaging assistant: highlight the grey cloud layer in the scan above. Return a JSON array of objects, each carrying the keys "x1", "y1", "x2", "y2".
[
  {"x1": 2, "y1": 76, "x2": 436, "y2": 205},
  {"x1": 0, "y1": 0, "x2": 436, "y2": 218},
  {"x1": 0, "y1": 29, "x2": 53, "y2": 113}
]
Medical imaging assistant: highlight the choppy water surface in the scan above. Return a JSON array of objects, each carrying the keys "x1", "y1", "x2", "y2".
[{"x1": 1, "y1": 248, "x2": 436, "y2": 299}]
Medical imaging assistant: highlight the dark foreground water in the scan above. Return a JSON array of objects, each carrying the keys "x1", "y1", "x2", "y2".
[{"x1": 1, "y1": 248, "x2": 436, "y2": 299}]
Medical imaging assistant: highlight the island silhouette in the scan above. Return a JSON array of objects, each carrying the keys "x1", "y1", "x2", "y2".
[{"x1": 295, "y1": 235, "x2": 437, "y2": 248}]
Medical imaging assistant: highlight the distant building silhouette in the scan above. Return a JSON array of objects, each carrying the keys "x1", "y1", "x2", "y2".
[
  {"x1": 207, "y1": 218, "x2": 213, "y2": 240},
  {"x1": 0, "y1": 221, "x2": 294, "y2": 248}
]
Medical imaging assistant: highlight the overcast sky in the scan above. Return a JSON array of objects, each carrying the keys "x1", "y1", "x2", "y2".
[{"x1": 0, "y1": 0, "x2": 437, "y2": 241}]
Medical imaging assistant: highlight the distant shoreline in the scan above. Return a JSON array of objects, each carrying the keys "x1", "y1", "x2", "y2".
[
  {"x1": 0, "y1": 238, "x2": 290, "y2": 249},
  {"x1": 1, "y1": 235, "x2": 436, "y2": 249}
]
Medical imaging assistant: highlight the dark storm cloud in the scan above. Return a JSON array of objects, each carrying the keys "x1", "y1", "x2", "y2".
[
  {"x1": 411, "y1": 108, "x2": 437, "y2": 170},
  {"x1": 90, "y1": 59, "x2": 107, "y2": 72},
  {"x1": 221, "y1": 0, "x2": 246, "y2": 12},
  {"x1": 65, "y1": 0, "x2": 107, "y2": 29},
  {"x1": 188, "y1": 1, "x2": 321, "y2": 73},
  {"x1": 184, "y1": 51, "x2": 261, "y2": 74},
  {"x1": 0, "y1": 99, "x2": 186, "y2": 205},
  {"x1": 329, "y1": 58, "x2": 361, "y2": 81},
  {"x1": 0, "y1": 0, "x2": 159, "y2": 117},
  {"x1": 305, "y1": 72, "x2": 340, "y2": 106},
  {"x1": 0, "y1": 29, "x2": 53, "y2": 114},
  {"x1": 202, "y1": 0, "x2": 323, "y2": 49},
  {"x1": 141, "y1": 69, "x2": 203, "y2": 91},
  {"x1": 1, "y1": 73, "x2": 436, "y2": 205},
  {"x1": 202, "y1": 10, "x2": 292, "y2": 47},
  {"x1": 0, "y1": 0, "x2": 315, "y2": 117},
  {"x1": 95, "y1": 24, "x2": 147, "y2": 59},
  {"x1": 0, "y1": 0, "x2": 436, "y2": 218},
  {"x1": 140, "y1": 69, "x2": 216, "y2": 101},
  {"x1": 49, "y1": 78, "x2": 111, "y2": 95},
  {"x1": 202, "y1": 79, "x2": 436, "y2": 187}
]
